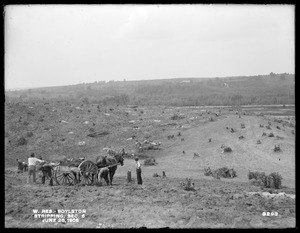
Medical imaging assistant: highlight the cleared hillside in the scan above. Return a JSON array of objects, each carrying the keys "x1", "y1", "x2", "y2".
[
  {"x1": 5, "y1": 100, "x2": 295, "y2": 228},
  {"x1": 131, "y1": 114, "x2": 295, "y2": 188},
  {"x1": 5, "y1": 101, "x2": 295, "y2": 188}
]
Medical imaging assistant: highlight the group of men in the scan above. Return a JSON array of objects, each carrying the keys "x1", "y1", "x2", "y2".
[{"x1": 24, "y1": 153, "x2": 143, "y2": 186}]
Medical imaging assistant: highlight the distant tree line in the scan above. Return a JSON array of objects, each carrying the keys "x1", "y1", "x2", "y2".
[{"x1": 5, "y1": 74, "x2": 294, "y2": 106}]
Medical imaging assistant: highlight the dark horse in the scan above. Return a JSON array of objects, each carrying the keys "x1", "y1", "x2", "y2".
[
  {"x1": 96, "y1": 150, "x2": 124, "y2": 185},
  {"x1": 16, "y1": 159, "x2": 28, "y2": 172}
]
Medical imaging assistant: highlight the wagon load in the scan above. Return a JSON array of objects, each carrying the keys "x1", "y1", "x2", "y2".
[{"x1": 59, "y1": 157, "x2": 85, "y2": 167}]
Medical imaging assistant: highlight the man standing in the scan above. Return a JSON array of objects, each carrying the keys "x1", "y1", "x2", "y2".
[
  {"x1": 27, "y1": 153, "x2": 44, "y2": 184},
  {"x1": 41, "y1": 165, "x2": 54, "y2": 186},
  {"x1": 135, "y1": 157, "x2": 142, "y2": 185}
]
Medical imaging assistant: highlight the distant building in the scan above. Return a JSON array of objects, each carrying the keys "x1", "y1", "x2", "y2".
[{"x1": 223, "y1": 83, "x2": 229, "y2": 87}]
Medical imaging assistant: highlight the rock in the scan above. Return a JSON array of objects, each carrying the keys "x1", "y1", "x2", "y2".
[{"x1": 232, "y1": 193, "x2": 244, "y2": 200}]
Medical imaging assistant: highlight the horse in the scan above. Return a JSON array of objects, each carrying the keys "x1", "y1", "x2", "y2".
[
  {"x1": 96, "y1": 151, "x2": 124, "y2": 185},
  {"x1": 16, "y1": 159, "x2": 28, "y2": 172}
]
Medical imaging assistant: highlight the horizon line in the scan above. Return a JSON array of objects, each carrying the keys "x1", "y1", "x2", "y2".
[{"x1": 5, "y1": 72, "x2": 294, "y2": 91}]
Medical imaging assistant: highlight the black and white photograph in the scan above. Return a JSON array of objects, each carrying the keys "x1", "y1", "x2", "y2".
[{"x1": 4, "y1": 4, "x2": 295, "y2": 228}]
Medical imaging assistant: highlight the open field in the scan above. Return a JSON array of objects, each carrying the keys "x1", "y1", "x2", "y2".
[{"x1": 5, "y1": 101, "x2": 295, "y2": 228}]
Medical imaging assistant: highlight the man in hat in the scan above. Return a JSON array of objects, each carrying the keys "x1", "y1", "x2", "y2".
[
  {"x1": 135, "y1": 157, "x2": 142, "y2": 185},
  {"x1": 27, "y1": 153, "x2": 45, "y2": 184}
]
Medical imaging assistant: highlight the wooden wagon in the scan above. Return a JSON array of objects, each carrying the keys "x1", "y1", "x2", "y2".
[{"x1": 45, "y1": 159, "x2": 120, "y2": 186}]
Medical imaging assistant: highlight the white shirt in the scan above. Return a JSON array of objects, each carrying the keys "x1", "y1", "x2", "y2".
[
  {"x1": 28, "y1": 157, "x2": 44, "y2": 166},
  {"x1": 136, "y1": 161, "x2": 141, "y2": 169}
]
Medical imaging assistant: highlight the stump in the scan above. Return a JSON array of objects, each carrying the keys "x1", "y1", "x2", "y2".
[{"x1": 127, "y1": 170, "x2": 132, "y2": 182}]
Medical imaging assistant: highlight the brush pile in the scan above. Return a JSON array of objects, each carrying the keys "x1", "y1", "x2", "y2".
[
  {"x1": 180, "y1": 177, "x2": 195, "y2": 191},
  {"x1": 223, "y1": 147, "x2": 232, "y2": 152},
  {"x1": 204, "y1": 166, "x2": 237, "y2": 178},
  {"x1": 144, "y1": 157, "x2": 157, "y2": 166},
  {"x1": 248, "y1": 170, "x2": 282, "y2": 189},
  {"x1": 170, "y1": 114, "x2": 185, "y2": 120}
]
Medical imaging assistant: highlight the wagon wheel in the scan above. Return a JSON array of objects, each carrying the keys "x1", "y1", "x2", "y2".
[
  {"x1": 54, "y1": 167, "x2": 77, "y2": 186},
  {"x1": 78, "y1": 160, "x2": 98, "y2": 185}
]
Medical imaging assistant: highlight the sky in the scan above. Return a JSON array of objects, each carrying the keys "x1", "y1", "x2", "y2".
[{"x1": 5, "y1": 4, "x2": 295, "y2": 90}]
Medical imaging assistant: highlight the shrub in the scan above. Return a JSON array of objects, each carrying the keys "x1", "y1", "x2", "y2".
[
  {"x1": 144, "y1": 157, "x2": 157, "y2": 166},
  {"x1": 248, "y1": 171, "x2": 266, "y2": 181},
  {"x1": 38, "y1": 115, "x2": 44, "y2": 122},
  {"x1": 268, "y1": 172, "x2": 282, "y2": 189},
  {"x1": 262, "y1": 132, "x2": 267, "y2": 136},
  {"x1": 204, "y1": 167, "x2": 212, "y2": 176},
  {"x1": 268, "y1": 133, "x2": 274, "y2": 137},
  {"x1": 248, "y1": 171, "x2": 282, "y2": 189},
  {"x1": 26, "y1": 132, "x2": 33, "y2": 137},
  {"x1": 180, "y1": 177, "x2": 195, "y2": 191},
  {"x1": 262, "y1": 176, "x2": 275, "y2": 189},
  {"x1": 241, "y1": 123, "x2": 245, "y2": 128},
  {"x1": 257, "y1": 140, "x2": 262, "y2": 144},
  {"x1": 170, "y1": 114, "x2": 185, "y2": 120},
  {"x1": 224, "y1": 147, "x2": 232, "y2": 152},
  {"x1": 16, "y1": 137, "x2": 27, "y2": 146},
  {"x1": 216, "y1": 167, "x2": 237, "y2": 178},
  {"x1": 205, "y1": 167, "x2": 237, "y2": 178}
]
